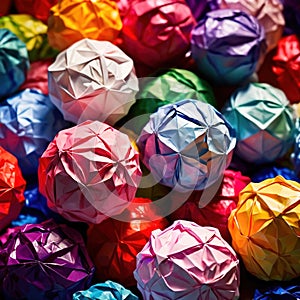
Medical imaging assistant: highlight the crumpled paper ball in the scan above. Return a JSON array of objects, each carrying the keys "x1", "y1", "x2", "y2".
[
  {"x1": 0, "y1": 220, "x2": 94, "y2": 300},
  {"x1": 169, "y1": 169, "x2": 251, "y2": 242},
  {"x1": 48, "y1": 38, "x2": 138, "y2": 125},
  {"x1": 281, "y1": 0, "x2": 300, "y2": 35},
  {"x1": 14, "y1": 0, "x2": 58, "y2": 23},
  {"x1": 191, "y1": 9, "x2": 266, "y2": 86},
  {"x1": 120, "y1": 0, "x2": 196, "y2": 69},
  {"x1": 0, "y1": 147, "x2": 26, "y2": 231},
  {"x1": 47, "y1": 0, "x2": 122, "y2": 51},
  {"x1": 0, "y1": 14, "x2": 58, "y2": 61},
  {"x1": 73, "y1": 281, "x2": 139, "y2": 300},
  {"x1": 19, "y1": 59, "x2": 53, "y2": 95},
  {"x1": 272, "y1": 34, "x2": 300, "y2": 104},
  {"x1": 38, "y1": 120, "x2": 142, "y2": 224},
  {"x1": 0, "y1": 29, "x2": 29, "y2": 100},
  {"x1": 134, "y1": 220, "x2": 240, "y2": 300},
  {"x1": 0, "y1": 88, "x2": 69, "y2": 177},
  {"x1": 228, "y1": 176, "x2": 300, "y2": 281},
  {"x1": 222, "y1": 82, "x2": 295, "y2": 164},
  {"x1": 118, "y1": 68, "x2": 216, "y2": 134},
  {"x1": 251, "y1": 166, "x2": 299, "y2": 183},
  {"x1": 254, "y1": 285, "x2": 300, "y2": 299},
  {"x1": 137, "y1": 99, "x2": 236, "y2": 191},
  {"x1": 209, "y1": 0, "x2": 285, "y2": 53},
  {"x1": 87, "y1": 197, "x2": 168, "y2": 287}
]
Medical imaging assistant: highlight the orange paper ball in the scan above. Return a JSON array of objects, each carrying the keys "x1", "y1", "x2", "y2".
[
  {"x1": 0, "y1": 147, "x2": 26, "y2": 231},
  {"x1": 228, "y1": 176, "x2": 300, "y2": 281},
  {"x1": 47, "y1": 0, "x2": 122, "y2": 51}
]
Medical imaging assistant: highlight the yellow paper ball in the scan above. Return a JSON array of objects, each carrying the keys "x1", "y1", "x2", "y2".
[
  {"x1": 228, "y1": 176, "x2": 300, "y2": 281},
  {"x1": 47, "y1": 0, "x2": 122, "y2": 51}
]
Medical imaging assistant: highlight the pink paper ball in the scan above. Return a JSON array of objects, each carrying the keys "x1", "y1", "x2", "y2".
[
  {"x1": 120, "y1": 0, "x2": 196, "y2": 69},
  {"x1": 134, "y1": 220, "x2": 240, "y2": 300},
  {"x1": 38, "y1": 120, "x2": 142, "y2": 224}
]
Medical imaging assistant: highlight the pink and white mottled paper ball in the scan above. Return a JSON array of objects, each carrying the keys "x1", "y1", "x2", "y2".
[
  {"x1": 134, "y1": 220, "x2": 240, "y2": 300},
  {"x1": 38, "y1": 120, "x2": 142, "y2": 224}
]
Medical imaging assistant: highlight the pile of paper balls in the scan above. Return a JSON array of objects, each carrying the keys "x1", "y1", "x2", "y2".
[{"x1": 0, "y1": 0, "x2": 299, "y2": 299}]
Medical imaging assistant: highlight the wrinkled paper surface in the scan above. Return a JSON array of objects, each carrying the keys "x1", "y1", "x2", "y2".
[
  {"x1": 134, "y1": 220, "x2": 240, "y2": 300},
  {"x1": 48, "y1": 39, "x2": 138, "y2": 125},
  {"x1": 228, "y1": 176, "x2": 300, "y2": 281},
  {"x1": 39, "y1": 120, "x2": 142, "y2": 224},
  {"x1": 137, "y1": 99, "x2": 236, "y2": 191}
]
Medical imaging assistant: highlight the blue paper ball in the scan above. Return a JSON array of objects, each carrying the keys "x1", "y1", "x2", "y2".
[
  {"x1": 222, "y1": 83, "x2": 295, "y2": 164},
  {"x1": 191, "y1": 9, "x2": 266, "y2": 85},
  {"x1": 137, "y1": 99, "x2": 236, "y2": 191},
  {"x1": 0, "y1": 89, "x2": 70, "y2": 176},
  {"x1": 73, "y1": 281, "x2": 139, "y2": 300},
  {"x1": 0, "y1": 29, "x2": 29, "y2": 100}
]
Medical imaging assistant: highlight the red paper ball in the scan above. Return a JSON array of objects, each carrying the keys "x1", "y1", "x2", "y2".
[
  {"x1": 272, "y1": 34, "x2": 300, "y2": 104},
  {"x1": 169, "y1": 170, "x2": 251, "y2": 242},
  {"x1": 18, "y1": 59, "x2": 53, "y2": 95},
  {"x1": 14, "y1": 0, "x2": 58, "y2": 23},
  {"x1": 120, "y1": 0, "x2": 196, "y2": 70},
  {"x1": 0, "y1": 147, "x2": 26, "y2": 231},
  {"x1": 87, "y1": 197, "x2": 169, "y2": 287}
]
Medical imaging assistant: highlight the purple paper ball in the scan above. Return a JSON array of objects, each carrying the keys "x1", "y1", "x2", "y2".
[
  {"x1": 0, "y1": 220, "x2": 94, "y2": 300},
  {"x1": 191, "y1": 9, "x2": 266, "y2": 85},
  {"x1": 137, "y1": 99, "x2": 236, "y2": 191}
]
